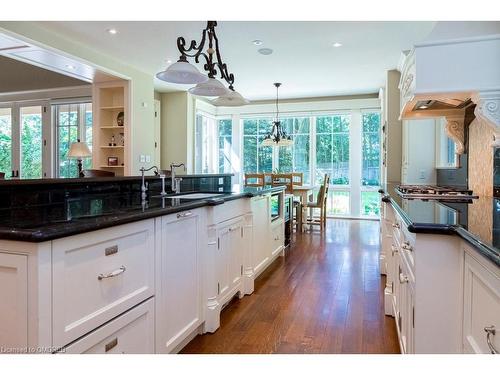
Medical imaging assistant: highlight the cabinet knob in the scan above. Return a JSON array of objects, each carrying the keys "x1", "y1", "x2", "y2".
[
  {"x1": 392, "y1": 223, "x2": 400, "y2": 229},
  {"x1": 399, "y1": 272, "x2": 409, "y2": 284},
  {"x1": 484, "y1": 325, "x2": 498, "y2": 354}
]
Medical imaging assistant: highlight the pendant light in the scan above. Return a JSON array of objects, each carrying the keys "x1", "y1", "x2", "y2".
[
  {"x1": 188, "y1": 77, "x2": 229, "y2": 97},
  {"x1": 261, "y1": 83, "x2": 293, "y2": 147},
  {"x1": 211, "y1": 87, "x2": 250, "y2": 106},
  {"x1": 156, "y1": 57, "x2": 208, "y2": 85},
  {"x1": 156, "y1": 21, "x2": 247, "y2": 105}
]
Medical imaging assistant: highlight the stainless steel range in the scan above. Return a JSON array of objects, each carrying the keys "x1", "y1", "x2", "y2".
[{"x1": 396, "y1": 185, "x2": 478, "y2": 201}]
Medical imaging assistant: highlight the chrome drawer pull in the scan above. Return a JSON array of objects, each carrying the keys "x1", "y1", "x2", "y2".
[
  {"x1": 399, "y1": 272, "x2": 409, "y2": 284},
  {"x1": 391, "y1": 245, "x2": 398, "y2": 256},
  {"x1": 97, "y1": 266, "x2": 126, "y2": 281},
  {"x1": 177, "y1": 211, "x2": 192, "y2": 219},
  {"x1": 105, "y1": 337, "x2": 118, "y2": 352},
  {"x1": 484, "y1": 326, "x2": 498, "y2": 354},
  {"x1": 402, "y1": 241, "x2": 413, "y2": 252}
]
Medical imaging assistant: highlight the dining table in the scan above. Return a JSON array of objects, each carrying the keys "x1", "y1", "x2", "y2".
[{"x1": 292, "y1": 185, "x2": 315, "y2": 232}]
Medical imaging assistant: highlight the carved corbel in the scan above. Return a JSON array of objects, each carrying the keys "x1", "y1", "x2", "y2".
[
  {"x1": 444, "y1": 115, "x2": 465, "y2": 155},
  {"x1": 472, "y1": 91, "x2": 500, "y2": 147}
]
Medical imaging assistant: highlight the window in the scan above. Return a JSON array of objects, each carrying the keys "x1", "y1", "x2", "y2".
[
  {"x1": 54, "y1": 102, "x2": 93, "y2": 178},
  {"x1": 278, "y1": 117, "x2": 311, "y2": 184},
  {"x1": 361, "y1": 112, "x2": 381, "y2": 216},
  {"x1": 20, "y1": 106, "x2": 43, "y2": 179},
  {"x1": 242, "y1": 118, "x2": 273, "y2": 173},
  {"x1": 315, "y1": 115, "x2": 350, "y2": 185},
  {"x1": 195, "y1": 112, "x2": 217, "y2": 173},
  {"x1": 218, "y1": 118, "x2": 232, "y2": 173},
  {"x1": 361, "y1": 112, "x2": 381, "y2": 187},
  {"x1": 0, "y1": 108, "x2": 12, "y2": 177}
]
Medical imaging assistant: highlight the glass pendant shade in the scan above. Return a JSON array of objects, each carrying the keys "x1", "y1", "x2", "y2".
[
  {"x1": 156, "y1": 60, "x2": 208, "y2": 84},
  {"x1": 211, "y1": 90, "x2": 250, "y2": 106},
  {"x1": 261, "y1": 135, "x2": 275, "y2": 146},
  {"x1": 188, "y1": 78, "x2": 229, "y2": 97}
]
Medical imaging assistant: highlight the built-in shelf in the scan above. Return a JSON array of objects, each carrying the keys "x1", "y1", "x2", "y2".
[{"x1": 93, "y1": 81, "x2": 129, "y2": 177}]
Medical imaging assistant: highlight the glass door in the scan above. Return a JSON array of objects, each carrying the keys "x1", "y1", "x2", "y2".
[{"x1": 20, "y1": 106, "x2": 43, "y2": 179}]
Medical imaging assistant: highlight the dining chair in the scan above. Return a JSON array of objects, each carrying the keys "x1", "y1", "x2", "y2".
[
  {"x1": 0, "y1": 172, "x2": 5, "y2": 179},
  {"x1": 271, "y1": 173, "x2": 294, "y2": 194},
  {"x1": 82, "y1": 169, "x2": 116, "y2": 177},
  {"x1": 292, "y1": 172, "x2": 303, "y2": 187},
  {"x1": 302, "y1": 173, "x2": 330, "y2": 230},
  {"x1": 244, "y1": 173, "x2": 265, "y2": 187}
]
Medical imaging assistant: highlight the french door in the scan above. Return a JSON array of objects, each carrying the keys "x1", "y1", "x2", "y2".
[{"x1": 0, "y1": 101, "x2": 50, "y2": 179}]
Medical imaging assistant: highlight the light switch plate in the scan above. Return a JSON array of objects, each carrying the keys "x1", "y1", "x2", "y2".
[
  {"x1": 139, "y1": 155, "x2": 145, "y2": 163},
  {"x1": 145, "y1": 155, "x2": 151, "y2": 163}
]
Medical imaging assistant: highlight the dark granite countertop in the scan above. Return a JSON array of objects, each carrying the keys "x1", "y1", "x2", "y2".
[
  {"x1": 380, "y1": 183, "x2": 500, "y2": 267},
  {"x1": 0, "y1": 185, "x2": 285, "y2": 242}
]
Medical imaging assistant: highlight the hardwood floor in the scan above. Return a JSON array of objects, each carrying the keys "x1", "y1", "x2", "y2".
[{"x1": 181, "y1": 219, "x2": 400, "y2": 354}]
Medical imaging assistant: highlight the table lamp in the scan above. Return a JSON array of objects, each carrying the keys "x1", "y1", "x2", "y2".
[{"x1": 68, "y1": 139, "x2": 92, "y2": 178}]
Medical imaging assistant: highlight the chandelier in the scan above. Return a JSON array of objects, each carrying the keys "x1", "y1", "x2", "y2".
[
  {"x1": 261, "y1": 83, "x2": 293, "y2": 147},
  {"x1": 156, "y1": 21, "x2": 249, "y2": 107}
]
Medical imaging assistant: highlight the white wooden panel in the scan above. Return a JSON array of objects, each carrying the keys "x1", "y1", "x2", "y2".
[
  {"x1": 0, "y1": 252, "x2": 28, "y2": 351},
  {"x1": 157, "y1": 210, "x2": 202, "y2": 353},
  {"x1": 463, "y1": 252, "x2": 500, "y2": 354},
  {"x1": 251, "y1": 196, "x2": 270, "y2": 274},
  {"x1": 61, "y1": 298, "x2": 154, "y2": 354},
  {"x1": 52, "y1": 219, "x2": 155, "y2": 347}
]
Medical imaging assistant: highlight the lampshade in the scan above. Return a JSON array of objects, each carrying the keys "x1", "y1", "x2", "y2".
[
  {"x1": 277, "y1": 137, "x2": 294, "y2": 147},
  {"x1": 188, "y1": 78, "x2": 229, "y2": 97},
  {"x1": 211, "y1": 89, "x2": 250, "y2": 107},
  {"x1": 68, "y1": 140, "x2": 92, "y2": 158},
  {"x1": 261, "y1": 135, "x2": 275, "y2": 147},
  {"x1": 156, "y1": 60, "x2": 209, "y2": 84}
]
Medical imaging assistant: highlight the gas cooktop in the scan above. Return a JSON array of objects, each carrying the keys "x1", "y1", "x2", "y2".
[{"x1": 396, "y1": 185, "x2": 479, "y2": 201}]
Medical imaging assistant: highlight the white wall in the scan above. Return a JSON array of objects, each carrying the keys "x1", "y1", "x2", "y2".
[{"x1": 402, "y1": 118, "x2": 436, "y2": 184}]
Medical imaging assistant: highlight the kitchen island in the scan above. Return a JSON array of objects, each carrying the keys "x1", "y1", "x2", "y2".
[
  {"x1": 0, "y1": 175, "x2": 286, "y2": 354},
  {"x1": 379, "y1": 184, "x2": 500, "y2": 354}
]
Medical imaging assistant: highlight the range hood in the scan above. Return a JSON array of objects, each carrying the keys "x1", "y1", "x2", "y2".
[{"x1": 398, "y1": 34, "x2": 500, "y2": 152}]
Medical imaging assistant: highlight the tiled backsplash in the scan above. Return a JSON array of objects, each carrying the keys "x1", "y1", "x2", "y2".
[{"x1": 468, "y1": 117, "x2": 494, "y2": 197}]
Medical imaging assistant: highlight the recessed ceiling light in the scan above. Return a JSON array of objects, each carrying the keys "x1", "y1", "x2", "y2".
[
  {"x1": 252, "y1": 40, "x2": 263, "y2": 46},
  {"x1": 65, "y1": 64, "x2": 75, "y2": 70},
  {"x1": 258, "y1": 48, "x2": 273, "y2": 56},
  {"x1": 332, "y1": 42, "x2": 343, "y2": 48},
  {"x1": 418, "y1": 105, "x2": 429, "y2": 109},
  {"x1": 107, "y1": 28, "x2": 118, "y2": 35}
]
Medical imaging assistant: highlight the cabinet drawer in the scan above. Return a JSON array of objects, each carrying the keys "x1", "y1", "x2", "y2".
[
  {"x1": 52, "y1": 219, "x2": 155, "y2": 347},
  {"x1": 61, "y1": 298, "x2": 154, "y2": 354},
  {"x1": 463, "y1": 252, "x2": 500, "y2": 354}
]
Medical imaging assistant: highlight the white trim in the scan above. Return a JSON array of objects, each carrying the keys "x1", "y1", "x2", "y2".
[
  {"x1": 414, "y1": 33, "x2": 500, "y2": 48},
  {"x1": 0, "y1": 85, "x2": 92, "y2": 104}
]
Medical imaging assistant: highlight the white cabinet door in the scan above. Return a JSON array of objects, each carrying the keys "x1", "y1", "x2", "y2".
[
  {"x1": 0, "y1": 252, "x2": 28, "y2": 351},
  {"x1": 251, "y1": 196, "x2": 270, "y2": 274},
  {"x1": 463, "y1": 252, "x2": 500, "y2": 354},
  {"x1": 216, "y1": 218, "x2": 244, "y2": 304},
  {"x1": 157, "y1": 209, "x2": 203, "y2": 353}
]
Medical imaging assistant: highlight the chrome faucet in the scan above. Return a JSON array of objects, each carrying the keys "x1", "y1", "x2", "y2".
[
  {"x1": 140, "y1": 165, "x2": 165, "y2": 200},
  {"x1": 170, "y1": 162, "x2": 186, "y2": 194}
]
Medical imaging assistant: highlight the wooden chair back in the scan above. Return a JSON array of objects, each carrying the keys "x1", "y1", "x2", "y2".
[
  {"x1": 263, "y1": 173, "x2": 273, "y2": 185},
  {"x1": 0, "y1": 172, "x2": 5, "y2": 179},
  {"x1": 244, "y1": 173, "x2": 264, "y2": 187},
  {"x1": 271, "y1": 173, "x2": 294, "y2": 194},
  {"x1": 292, "y1": 172, "x2": 303, "y2": 186},
  {"x1": 82, "y1": 169, "x2": 116, "y2": 177},
  {"x1": 322, "y1": 173, "x2": 330, "y2": 210}
]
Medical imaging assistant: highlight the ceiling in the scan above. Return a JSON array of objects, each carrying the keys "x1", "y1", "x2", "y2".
[{"x1": 36, "y1": 21, "x2": 436, "y2": 100}]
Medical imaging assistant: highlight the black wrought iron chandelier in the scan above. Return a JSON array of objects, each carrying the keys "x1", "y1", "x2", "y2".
[
  {"x1": 261, "y1": 83, "x2": 293, "y2": 147},
  {"x1": 156, "y1": 21, "x2": 249, "y2": 106}
]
